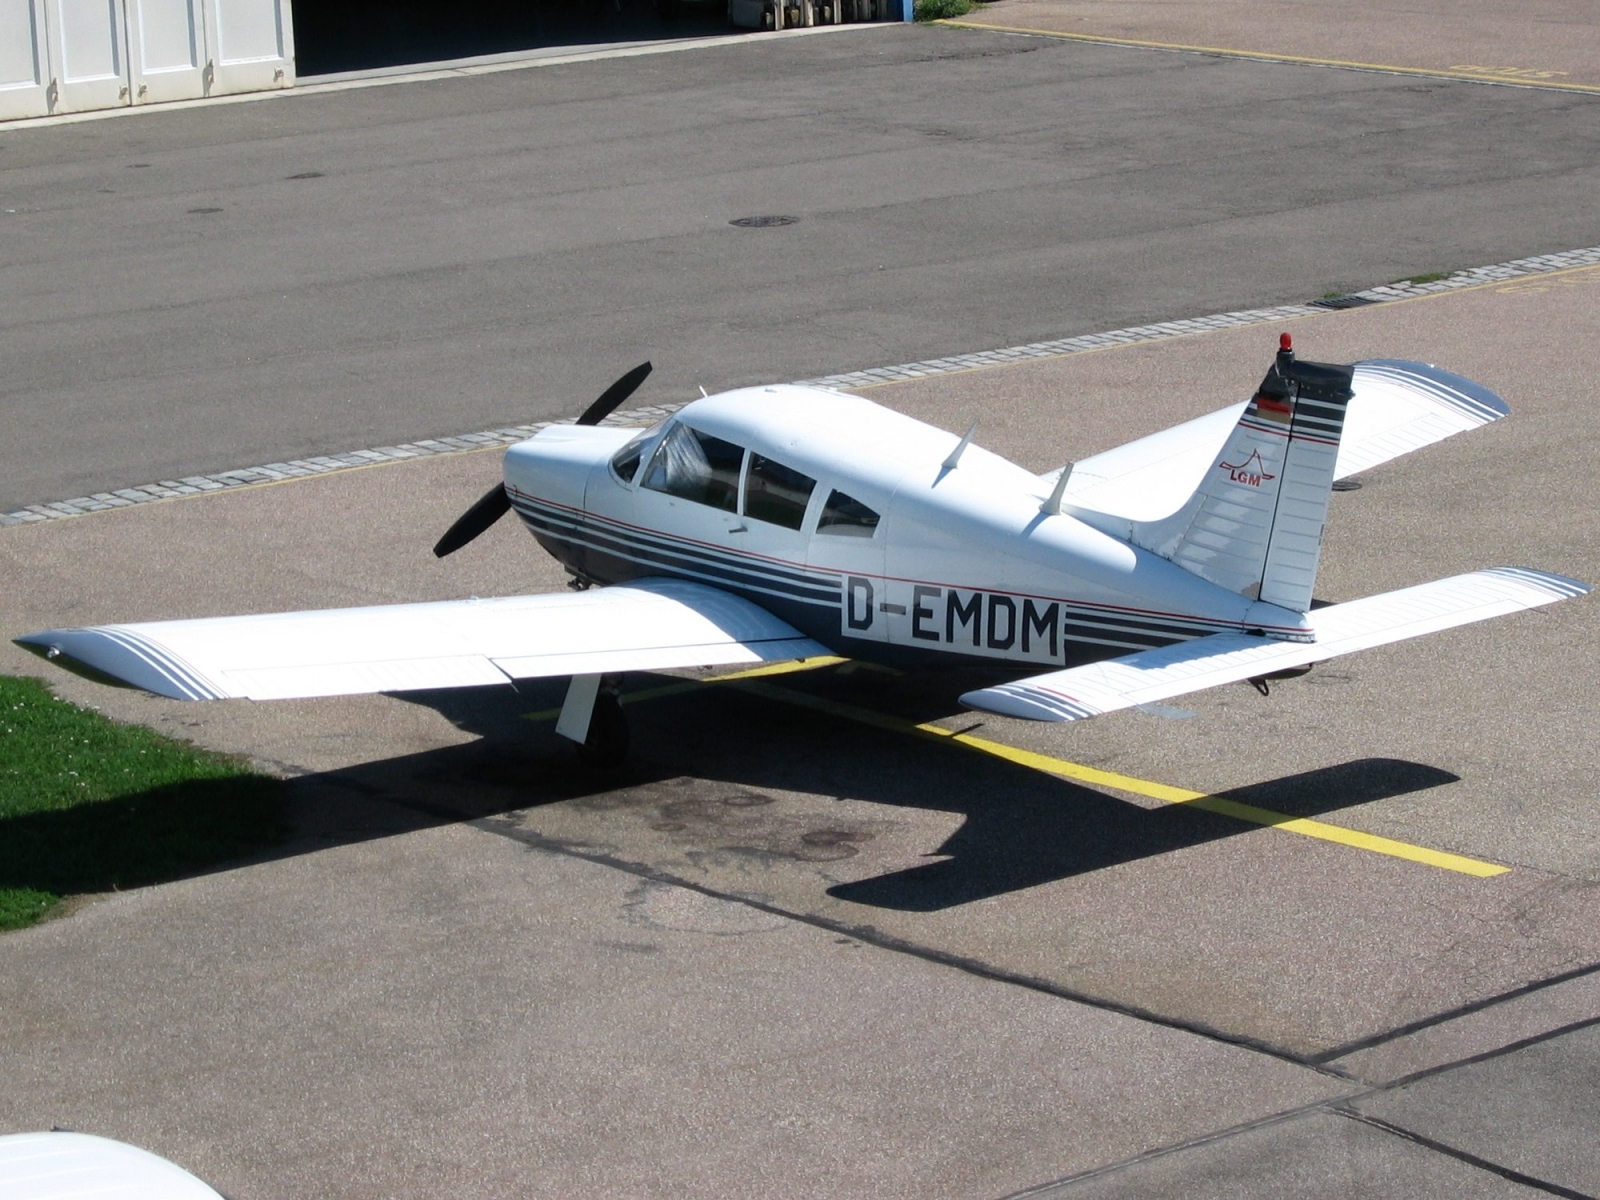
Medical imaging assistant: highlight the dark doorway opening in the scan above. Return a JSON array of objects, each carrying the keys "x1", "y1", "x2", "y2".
[{"x1": 292, "y1": 0, "x2": 741, "y2": 78}]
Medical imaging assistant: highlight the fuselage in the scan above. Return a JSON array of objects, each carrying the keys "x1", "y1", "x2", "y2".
[{"x1": 503, "y1": 385, "x2": 1309, "y2": 673}]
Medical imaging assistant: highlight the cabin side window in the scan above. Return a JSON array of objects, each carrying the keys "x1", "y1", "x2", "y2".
[
  {"x1": 816, "y1": 489, "x2": 880, "y2": 537},
  {"x1": 743, "y1": 454, "x2": 816, "y2": 531},
  {"x1": 641, "y1": 424, "x2": 744, "y2": 512}
]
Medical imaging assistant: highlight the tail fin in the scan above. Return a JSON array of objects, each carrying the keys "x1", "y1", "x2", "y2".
[{"x1": 1124, "y1": 334, "x2": 1354, "y2": 613}]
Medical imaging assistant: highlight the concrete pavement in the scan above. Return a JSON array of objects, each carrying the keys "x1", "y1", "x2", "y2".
[
  {"x1": 955, "y1": 0, "x2": 1600, "y2": 90},
  {"x1": 0, "y1": 822, "x2": 1352, "y2": 1199},
  {"x1": 3, "y1": 269, "x2": 1597, "y2": 1196}
]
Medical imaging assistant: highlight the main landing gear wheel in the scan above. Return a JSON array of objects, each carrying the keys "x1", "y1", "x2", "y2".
[{"x1": 576, "y1": 689, "x2": 629, "y2": 769}]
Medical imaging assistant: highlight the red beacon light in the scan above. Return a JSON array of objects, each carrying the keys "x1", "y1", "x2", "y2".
[{"x1": 1279, "y1": 331, "x2": 1293, "y2": 352}]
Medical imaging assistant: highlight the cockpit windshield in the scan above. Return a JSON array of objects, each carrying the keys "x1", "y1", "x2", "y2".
[
  {"x1": 608, "y1": 424, "x2": 661, "y2": 486},
  {"x1": 641, "y1": 423, "x2": 743, "y2": 511}
]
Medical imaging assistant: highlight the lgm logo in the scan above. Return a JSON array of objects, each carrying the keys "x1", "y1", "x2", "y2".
[
  {"x1": 1218, "y1": 447, "x2": 1277, "y2": 489},
  {"x1": 844, "y1": 577, "x2": 1063, "y2": 664}
]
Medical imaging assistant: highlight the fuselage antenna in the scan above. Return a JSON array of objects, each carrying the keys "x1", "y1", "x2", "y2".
[
  {"x1": 942, "y1": 420, "x2": 980, "y2": 470},
  {"x1": 1040, "y1": 464, "x2": 1074, "y2": 515}
]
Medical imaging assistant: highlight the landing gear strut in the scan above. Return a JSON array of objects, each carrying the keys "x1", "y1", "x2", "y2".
[
  {"x1": 556, "y1": 673, "x2": 629, "y2": 768},
  {"x1": 578, "y1": 688, "x2": 629, "y2": 768}
]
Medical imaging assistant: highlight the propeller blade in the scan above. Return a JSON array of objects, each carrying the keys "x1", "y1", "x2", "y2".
[
  {"x1": 433, "y1": 483, "x2": 512, "y2": 558},
  {"x1": 434, "y1": 362, "x2": 648, "y2": 558},
  {"x1": 575, "y1": 361, "x2": 653, "y2": 427}
]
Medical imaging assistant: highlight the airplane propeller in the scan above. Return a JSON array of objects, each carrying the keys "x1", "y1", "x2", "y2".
[
  {"x1": 574, "y1": 360, "x2": 654, "y2": 427},
  {"x1": 432, "y1": 361, "x2": 653, "y2": 558}
]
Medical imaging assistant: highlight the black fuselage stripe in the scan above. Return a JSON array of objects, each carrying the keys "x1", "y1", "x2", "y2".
[
  {"x1": 1062, "y1": 624, "x2": 1174, "y2": 650},
  {"x1": 514, "y1": 494, "x2": 1267, "y2": 658},
  {"x1": 511, "y1": 498, "x2": 834, "y2": 583},
  {"x1": 537, "y1": 526, "x2": 842, "y2": 607},
  {"x1": 515, "y1": 492, "x2": 840, "y2": 585},
  {"x1": 513, "y1": 498, "x2": 841, "y2": 593},
  {"x1": 517, "y1": 511, "x2": 842, "y2": 607}
]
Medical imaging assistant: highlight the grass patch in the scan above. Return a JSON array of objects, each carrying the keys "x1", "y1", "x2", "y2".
[
  {"x1": 915, "y1": 0, "x2": 975, "y2": 20},
  {"x1": 0, "y1": 676, "x2": 286, "y2": 932},
  {"x1": 1391, "y1": 271, "x2": 1451, "y2": 286}
]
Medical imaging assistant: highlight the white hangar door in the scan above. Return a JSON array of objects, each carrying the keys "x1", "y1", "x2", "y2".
[
  {"x1": 0, "y1": 0, "x2": 290, "y2": 120},
  {"x1": 0, "y1": 0, "x2": 149, "y2": 118},
  {"x1": 128, "y1": 0, "x2": 294, "y2": 103},
  {"x1": 40, "y1": 0, "x2": 129, "y2": 114},
  {"x1": 127, "y1": 0, "x2": 206, "y2": 103},
  {"x1": 200, "y1": 0, "x2": 293, "y2": 96},
  {"x1": 0, "y1": 0, "x2": 52, "y2": 119}
]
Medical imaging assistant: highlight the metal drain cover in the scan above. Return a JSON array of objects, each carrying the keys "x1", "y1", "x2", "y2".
[
  {"x1": 1310, "y1": 294, "x2": 1380, "y2": 310},
  {"x1": 729, "y1": 215, "x2": 800, "y2": 228}
]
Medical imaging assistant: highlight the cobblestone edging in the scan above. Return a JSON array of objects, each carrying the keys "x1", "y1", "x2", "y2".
[
  {"x1": 6, "y1": 244, "x2": 1599, "y2": 528},
  {"x1": 0, "y1": 404, "x2": 687, "y2": 527},
  {"x1": 798, "y1": 245, "x2": 1600, "y2": 390}
]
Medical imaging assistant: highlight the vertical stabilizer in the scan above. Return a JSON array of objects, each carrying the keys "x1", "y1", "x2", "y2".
[{"x1": 1119, "y1": 335, "x2": 1354, "y2": 613}]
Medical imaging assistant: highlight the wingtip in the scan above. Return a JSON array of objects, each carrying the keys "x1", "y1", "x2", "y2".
[
  {"x1": 1357, "y1": 360, "x2": 1511, "y2": 422},
  {"x1": 1481, "y1": 566, "x2": 1591, "y2": 600},
  {"x1": 13, "y1": 631, "x2": 55, "y2": 658},
  {"x1": 12, "y1": 627, "x2": 223, "y2": 700},
  {"x1": 960, "y1": 683, "x2": 1098, "y2": 722}
]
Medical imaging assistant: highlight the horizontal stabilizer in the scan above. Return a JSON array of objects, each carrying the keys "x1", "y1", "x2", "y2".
[
  {"x1": 14, "y1": 578, "x2": 829, "y2": 701},
  {"x1": 961, "y1": 568, "x2": 1588, "y2": 722},
  {"x1": 1043, "y1": 360, "x2": 1511, "y2": 522}
]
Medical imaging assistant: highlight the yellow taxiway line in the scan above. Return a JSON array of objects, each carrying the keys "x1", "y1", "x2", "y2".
[
  {"x1": 525, "y1": 658, "x2": 1509, "y2": 878},
  {"x1": 940, "y1": 20, "x2": 1600, "y2": 97}
]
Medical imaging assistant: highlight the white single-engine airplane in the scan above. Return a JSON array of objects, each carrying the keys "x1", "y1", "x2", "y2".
[{"x1": 17, "y1": 335, "x2": 1589, "y2": 763}]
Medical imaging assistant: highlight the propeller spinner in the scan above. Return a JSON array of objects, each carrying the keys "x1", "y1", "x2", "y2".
[{"x1": 432, "y1": 361, "x2": 652, "y2": 558}]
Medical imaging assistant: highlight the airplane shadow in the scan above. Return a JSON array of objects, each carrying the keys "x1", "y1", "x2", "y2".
[
  {"x1": 0, "y1": 668, "x2": 1459, "y2": 918},
  {"x1": 826, "y1": 759, "x2": 1458, "y2": 911},
  {"x1": 374, "y1": 666, "x2": 1461, "y2": 912}
]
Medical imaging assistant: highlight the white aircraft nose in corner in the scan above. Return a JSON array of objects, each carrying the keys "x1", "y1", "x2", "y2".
[
  {"x1": 0, "y1": 1131, "x2": 225, "y2": 1199},
  {"x1": 14, "y1": 338, "x2": 1590, "y2": 766}
]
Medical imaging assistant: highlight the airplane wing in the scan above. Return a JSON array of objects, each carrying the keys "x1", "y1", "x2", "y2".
[
  {"x1": 1044, "y1": 360, "x2": 1510, "y2": 520},
  {"x1": 14, "y1": 578, "x2": 831, "y2": 701},
  {"x1": 0, "y1": 1132, "x2": 224, "y2": 1200},
  {"x1": 960, "y1": 568, "x2": 1588, "y2": 722}
]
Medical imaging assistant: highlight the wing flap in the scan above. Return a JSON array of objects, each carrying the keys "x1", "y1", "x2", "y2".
[
  {"x1": 16, "y1": 578, "x2": 832, "y2": 701},
  {"x1": 491, "y1": 638, "x2": 826, "y2": 682},
  {"x1": 224, "y1": 657, "x2": 514, "y2": 702},
  {"x1": 961, "y1": 568, "x2": 1588, "y2": 722}
]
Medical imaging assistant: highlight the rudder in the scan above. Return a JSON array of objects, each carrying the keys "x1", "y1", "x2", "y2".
[{"x1": 1119, "y1": 334, "x2": 1354, "y2": 613}]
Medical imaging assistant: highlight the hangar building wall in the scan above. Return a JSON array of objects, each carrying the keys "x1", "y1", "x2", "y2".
[{"x1": 0, "y1": 0, "x2": 294, "y2": 120}]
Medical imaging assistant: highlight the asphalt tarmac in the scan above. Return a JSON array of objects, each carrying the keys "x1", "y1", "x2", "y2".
[
  {"x1": 5, "y1": 20, "x2": 1600, "y2": 511},
  {"x1": 3, "y1": 15, "x2": 1599, "y2": 1200}
]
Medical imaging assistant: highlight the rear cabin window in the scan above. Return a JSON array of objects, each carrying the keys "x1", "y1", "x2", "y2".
[
  {"x1": 816, "y1": 489, "x2": 880, "y2": 537},
  {"x1": 642, "y1": 424, "x2": 744, "y2": 511},
  {"x1": 744, "y1": 454, "x2": 816, "y2": 531}
]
